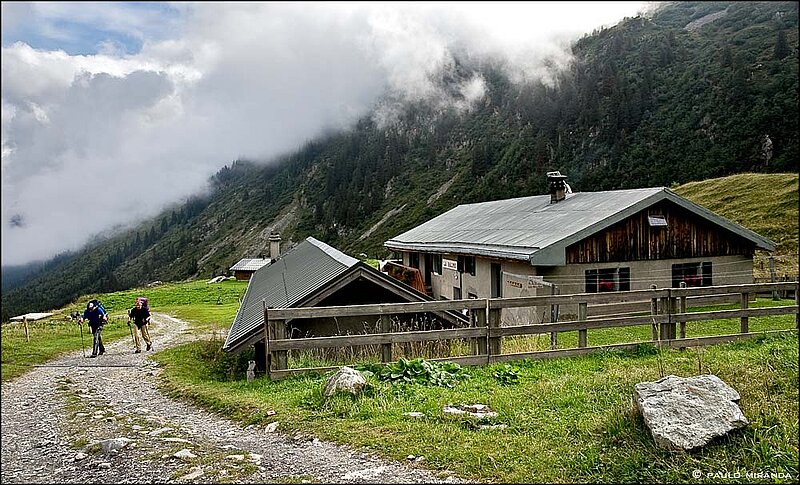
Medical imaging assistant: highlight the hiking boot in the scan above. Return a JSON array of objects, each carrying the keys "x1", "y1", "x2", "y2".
[
  {"x1": 135, "y1": 349, "x2": 141, "y2": 354},
  {"x1": 146, "y1": 343, "x2": 152, "y2": 351},
  {"x1": 89, "y1": 354, "x2": 97, "y2": 358},
  {"x1": 98, "y1": 350, "x2": 105, "y2": 356}
]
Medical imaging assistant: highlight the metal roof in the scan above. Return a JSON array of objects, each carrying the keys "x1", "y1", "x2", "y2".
[
  {"x1": 223, "y1": 237, "x2": 359, "y2": 352},
  {"x1": 229, "y1": 258, "x2": 271, "y2": 272},
  {"x1": 385, "y1": 187, "x2": 775, "y2": 266}
]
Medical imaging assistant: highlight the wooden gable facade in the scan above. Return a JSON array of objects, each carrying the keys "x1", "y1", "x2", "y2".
[{"x1": 566, "y1": 200, "x2": 756, "y2": 264}]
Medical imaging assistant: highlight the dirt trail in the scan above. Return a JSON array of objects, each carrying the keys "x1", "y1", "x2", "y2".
[{"x1": 1, "y1": 313, "x2": 460, "y2": 484}]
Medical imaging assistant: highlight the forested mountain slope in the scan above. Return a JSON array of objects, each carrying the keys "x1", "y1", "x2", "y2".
[{"x1": 3, "y1": 1, "x2": 797, "y2": 321}]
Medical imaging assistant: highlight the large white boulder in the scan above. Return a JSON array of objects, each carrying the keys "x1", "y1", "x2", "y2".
[{"x1": 634, "y1": 374, "x2": 748, "y2": 451}]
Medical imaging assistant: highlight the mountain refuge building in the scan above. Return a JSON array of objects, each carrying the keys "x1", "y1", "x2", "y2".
[{"x1": 384, "y1": 172, "x2": 775, "y2": 324}]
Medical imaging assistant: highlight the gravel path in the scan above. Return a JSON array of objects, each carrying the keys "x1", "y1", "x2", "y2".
[{"x1": 1, "y1": 314, "x2": 462, "y2": 484}]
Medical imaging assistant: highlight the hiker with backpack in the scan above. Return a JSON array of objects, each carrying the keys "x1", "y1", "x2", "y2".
[
  {"x1": 127, "y1": 297, "x2": 153, "y2": 353},
  {"x1": 79, "y1": 300, "x2": 108, "y2": 358}
]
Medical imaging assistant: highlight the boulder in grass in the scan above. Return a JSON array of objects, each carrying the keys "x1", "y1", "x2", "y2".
[
  {"x1": 323, "y1": 366, "x2": 367, "y2": 397},
  {"x1": 633, "y1": 374, "x2": 748, "y2": 451}
]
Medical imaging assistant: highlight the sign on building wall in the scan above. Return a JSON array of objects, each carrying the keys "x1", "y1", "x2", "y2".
[{"x1": 443, "y1": 259, "x2": 458, "y2": 271}]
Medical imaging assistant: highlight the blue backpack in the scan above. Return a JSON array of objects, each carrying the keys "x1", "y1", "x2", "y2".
[{"x1": 87, "y1": 299, "x2": 107, "y2": 315}]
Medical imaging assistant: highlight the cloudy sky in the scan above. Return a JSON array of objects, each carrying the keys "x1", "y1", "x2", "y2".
[{"x1": 1, "y1": 1, "x2": 649, "y2": 266}]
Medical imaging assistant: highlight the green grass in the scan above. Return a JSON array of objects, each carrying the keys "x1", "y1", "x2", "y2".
[
  {"x1": 674, "y1": 173, "x2": 799, "y2": 278},
  {"x1": 0, "y1": 279, "x2": 248, "y2": 382},
  {"x1": 154, "y1": 332, "x2": 799, "y2": 483},
  {"x1": 1, "y1": 315, "x2": 133, "y2": 381}
]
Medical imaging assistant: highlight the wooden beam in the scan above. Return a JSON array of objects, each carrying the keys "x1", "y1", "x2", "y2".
[{"x1": 269, "y1": 327, "x2": 487, "y2": 351}]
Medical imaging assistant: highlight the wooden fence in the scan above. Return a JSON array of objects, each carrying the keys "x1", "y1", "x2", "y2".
[{"x1": 261, "y1": 281, "x2": 799, "y2": 380}]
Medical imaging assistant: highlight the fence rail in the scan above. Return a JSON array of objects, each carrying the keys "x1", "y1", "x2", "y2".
[{"x1": 261, "y1": 281, "x2": 799, "y2": 380}]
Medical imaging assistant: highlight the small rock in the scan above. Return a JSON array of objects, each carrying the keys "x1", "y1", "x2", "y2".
[
  {"x1": 226, "y1": 454, "x2": 245, "y2": 461},
  {"x1": 478, "y1": 424, "x2": 508, "y2": 430},
  {"x1": 159, "y1": 437, "x2": 192, "y2": 444},
  {"x1": 97, "y1": 462, "x2": 111, "y2": 470},
  {"x1": 264, "y1": 422, "x2": 280, "y2": 433},
  {"x1": 149, "y1": 427, "x2": 173, "y2": 437},
  {"x1": 402, "y1": 412, "x2": 424, "y2": 419},
  {"x1": 177, "y1": 468, "x2": 204, "y2": 481},
  {"x1": 249, "y1": 453, "x2": 262, "y2": 462},
  {"x1": 97, "y1": 437, "x2": 132, "y2": 454},
  {"x1": 131, "y1": 425, "x2": 143, "y2": 431},
  {"x1": 312, "y1": 438, "x2": 321, "y2": 447},
  {"x1": 407, "y1": 455, "x2": 415, "y2": 460},
  {"x1": 74, "y1": 452, "x2": 88, "y2": 461},
  {"x1": 173, "y1": 449, "x2": 197, "y2": 459},
  {"x1": 323, "y1": 367, "x2": 367, "y2": 397}
]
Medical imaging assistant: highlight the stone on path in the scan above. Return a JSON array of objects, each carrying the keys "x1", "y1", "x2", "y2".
[
  {"x1": 177, "y1": 468, "x2": 204, "y2": 481},
  {"x1": 264, "y1": 421, "x2": 279, "y2": 433},
  {"x1": 173, "y1": 449, "x2": 197, "y2": 459},
  {"x1": 633, "y1": 374, "x2": 748, "y2": 451},
  {"x1": 97, "y1": 437, "x2": 133, "y2": 454}
]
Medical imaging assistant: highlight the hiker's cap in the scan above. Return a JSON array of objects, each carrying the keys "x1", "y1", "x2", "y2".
[{"x1": 87, "y1": 302, "x2": 95, "y2": 310}]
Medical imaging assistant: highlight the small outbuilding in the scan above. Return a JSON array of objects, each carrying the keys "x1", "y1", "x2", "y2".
[
  {"x1": 223, "y1": 237, "x2": 466, "y2": 370},
  {"x1": 229, "y1": 258, "x2": 270, "y2": 281}
]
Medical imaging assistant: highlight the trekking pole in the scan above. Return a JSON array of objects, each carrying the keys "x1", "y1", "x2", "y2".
[
  {"x1": 78, "y1": 321, "x2": 86, "y2": 358},
  {"x1": 128, "y1": 320, "x2": 135, "y2": 347}
]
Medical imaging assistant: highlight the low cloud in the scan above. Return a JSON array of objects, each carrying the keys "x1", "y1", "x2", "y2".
[{"x1": 1, "y1": 2, "x2": 647, "y2": 266}]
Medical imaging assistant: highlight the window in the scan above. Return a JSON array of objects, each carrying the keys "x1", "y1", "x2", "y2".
[
  {"x1": 673, "y1": 262, "x2": 712, "y2": 287},
  {"x1": 409, "y1": 252, "x2": 419, "y2": 269},
  {"x1": 648, "y1": 215, "x2": 668, "y2": 227},
  {"x1": 433, "y1": 254, "x2": 443, "y2": 275},
  {"x1": 585, "y1": 267, "x2": 630, "y2": 293},
  {"x1": 453, "y1": 287, "x2": 462, "y2": 300},
  {"x1": 457, "y1": 255, "x2": 476, "y2": 276}
]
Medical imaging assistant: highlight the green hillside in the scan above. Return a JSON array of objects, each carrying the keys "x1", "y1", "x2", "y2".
[{"x1": 674, "y1": 172, "x2": 799, "y2": 277}]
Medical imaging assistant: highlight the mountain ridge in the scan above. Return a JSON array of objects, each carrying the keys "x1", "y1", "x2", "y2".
[{"x1": 2, "y1": 1, "x2": 798, "y2": 321}]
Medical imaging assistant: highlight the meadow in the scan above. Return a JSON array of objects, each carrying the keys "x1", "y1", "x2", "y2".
[{"x1": 2, "y1": 278, "x2": 797, "y2": 483}]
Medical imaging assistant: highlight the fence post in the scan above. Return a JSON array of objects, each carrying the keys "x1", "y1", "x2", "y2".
[
  {"x1": 260, "y1": 302, "x2": 271, "y2": 378},
  {"x1": 659, "y1": 291, "x2": 675, "y2": 341},
  {"x1": 550, "y1": 285, "x2": 560, "y2": 346},
  {"x1": 796, "y1": 282, "x2": 799, "y2": 329},
  {"x1": 381, "y1": 314, "x2": 392, "y2": 363},
  {"x1": 740, "y1": 292, "x2": 749, "y2": 334},
  {"x1": 678, "y1": 282, "x2": 687, "y2": 347},
  {"x1": 769, "y1": 256, "x2": 778, "y2": 300},
  {"x1": 476, "y1": 301, "x2": 488, "y2": 356},
  {"x1": 578, "y1": 302, "x2": 587, "y2": 348},
  {"x1": 269, "y1": 317, "x2": 287, "y2": 372},
  {"x1": 650, "y1": 285, "x2": 659, "y2": 341},
  {"x1": 23, "y1": 316, "x2": 30, "y2": 343},
  {"x1": 488, "y1": 304, "x2": 502, "y2": 360}
]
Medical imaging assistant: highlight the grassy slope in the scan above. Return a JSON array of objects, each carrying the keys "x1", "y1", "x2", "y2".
[{"x1": 674, "y1": 172, "x2": 799, "y2": 277}]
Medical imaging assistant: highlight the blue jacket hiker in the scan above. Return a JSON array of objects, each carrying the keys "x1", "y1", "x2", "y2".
[{"x1": 80, "y1": 301, "x2": 108, "y2": 357}]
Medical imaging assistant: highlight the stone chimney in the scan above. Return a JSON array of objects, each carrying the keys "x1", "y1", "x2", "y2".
[
  {"x1": 547, "y1": 171, "x2": 569, "y2": 204},
  {"x1": 269, "y1": 233, "x2": 281, "y2": 260}
]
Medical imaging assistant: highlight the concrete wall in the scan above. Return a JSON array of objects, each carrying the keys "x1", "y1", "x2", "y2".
[
  {"x1": 400, "y1": 251, "x2": 754, "y2": 324},
  {"x1": 538, "y1": 254, "x2": 754, "y2": 294}
]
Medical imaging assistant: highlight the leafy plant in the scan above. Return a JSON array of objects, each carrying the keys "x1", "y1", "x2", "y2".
[
  {"x1": 493, "y1": 364, "x2": 520, "y2": 385},
  {"x1": 359, "y1": 358, "x2": 468, "y2": 387}
]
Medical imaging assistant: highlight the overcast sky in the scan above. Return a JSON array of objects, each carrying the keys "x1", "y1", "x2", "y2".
[{"x1": 1, "y1": 1, "x2": 650, "y2": 266}]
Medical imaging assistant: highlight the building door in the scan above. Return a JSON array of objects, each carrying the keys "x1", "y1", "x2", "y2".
[
  {"x1": 424, "y1": 253, "x2": 433, "y2": 286},
  {"x1": 491, "y1": 263, "x2": 502, "y2": 298}
]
